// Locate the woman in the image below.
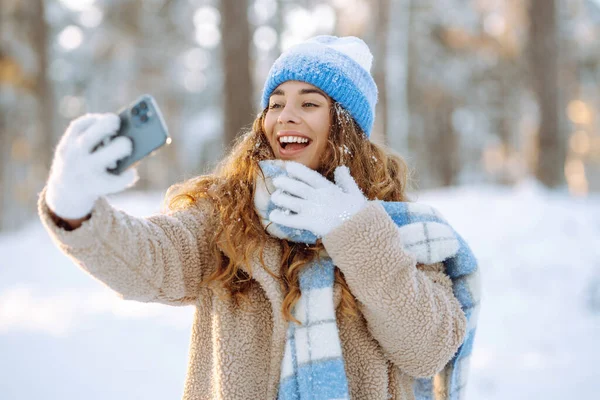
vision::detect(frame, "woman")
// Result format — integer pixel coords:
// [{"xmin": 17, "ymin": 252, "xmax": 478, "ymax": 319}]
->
[{"xmin": 39, "ymin": 36, "xmax": 477, "ymax": 400}]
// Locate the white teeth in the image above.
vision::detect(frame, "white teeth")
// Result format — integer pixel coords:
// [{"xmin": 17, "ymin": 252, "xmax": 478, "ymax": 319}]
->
[{"xmin": 279, "ymin": 136, "xmax": 309, "ymax": 144}]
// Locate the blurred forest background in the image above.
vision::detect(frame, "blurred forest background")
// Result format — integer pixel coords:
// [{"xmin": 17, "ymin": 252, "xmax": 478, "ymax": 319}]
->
[{"xmin": 1, "ymin": 0, "xmax": 600, "ymax": 232}]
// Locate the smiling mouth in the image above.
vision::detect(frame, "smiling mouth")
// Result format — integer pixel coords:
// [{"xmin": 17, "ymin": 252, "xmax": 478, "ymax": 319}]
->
[{"xmin": 278, "ymin": 138, "xmax": 312, "ymax": 155}]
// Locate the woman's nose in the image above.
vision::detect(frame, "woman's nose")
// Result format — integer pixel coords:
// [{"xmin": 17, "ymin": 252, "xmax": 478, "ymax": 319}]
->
[{"xmin": 277, "ymin": 104, "xmax": 301, "ymax": 124}]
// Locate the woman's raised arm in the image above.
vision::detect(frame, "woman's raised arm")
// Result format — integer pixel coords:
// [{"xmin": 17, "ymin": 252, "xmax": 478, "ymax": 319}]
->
[
  {"xmin": 39, "ymin": 187, "xmax": 214, "ymax": 306},
  {"xmin": 40, "ymin": 113, "xmax": 215, "ymax": 306}
]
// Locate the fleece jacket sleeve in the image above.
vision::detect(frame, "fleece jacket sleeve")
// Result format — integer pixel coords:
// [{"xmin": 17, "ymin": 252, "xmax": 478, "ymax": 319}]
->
[
  {"xmin": 322, "ymin": 201, "xmax": 467, "ymax": 378},
  {"xmin": 37, "ymin": 186, "xmax": 214, "ymax": 306}
]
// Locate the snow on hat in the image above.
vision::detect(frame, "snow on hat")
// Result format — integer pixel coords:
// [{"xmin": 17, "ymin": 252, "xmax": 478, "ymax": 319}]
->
[{"xmin": 261, "ymin": 35, "xmax": 378, "ymax": 138}]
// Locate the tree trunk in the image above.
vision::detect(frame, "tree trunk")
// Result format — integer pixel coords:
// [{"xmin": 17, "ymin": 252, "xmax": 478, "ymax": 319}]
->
[
  {"xmin": 528, "ymin": 0, "xmax": 565, "ymax": 187},
  {"xmin": 220, "ymin": 0, "xmax": 254, "ymax": 148},
  {"xmin": 371, "ymin": 0, "xmax": 390, "ymax": 145},
  {"xmin": 405, "ymin": 0, "xmax": 425, "ymax": 185},
  {"xmin": 385, "ymin": 0, "xmax": 411, "ymax": 155},
  {"xmin": 31, "ymin": 0, "xmax": 54, "ymax": 181},
  {"xmin": 0, "ymin": 91, "xmax": 6, "ymax": 230}
]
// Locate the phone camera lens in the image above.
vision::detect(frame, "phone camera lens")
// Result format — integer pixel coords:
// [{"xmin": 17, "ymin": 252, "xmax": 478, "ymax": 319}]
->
[
  {"xmin": 131, "ymin": 107, "xmax": 140, "ymax": 116},
  {"xmin": 140, "ymin": 114, "xmax": 149, "ymax": 123},
  {"xmin": 139, "ymin": 101, "xmax": 148, "ymax": 110}
]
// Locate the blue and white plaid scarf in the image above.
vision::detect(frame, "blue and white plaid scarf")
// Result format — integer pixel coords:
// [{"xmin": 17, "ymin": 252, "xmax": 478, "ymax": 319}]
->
[{"xmin": 255, "ymin": 160, "xmax": 480, "ymax": 400}]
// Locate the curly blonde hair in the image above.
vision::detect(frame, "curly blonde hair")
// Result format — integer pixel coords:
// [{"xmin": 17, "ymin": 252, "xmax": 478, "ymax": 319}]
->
[{"xmin": 165, "ymin": 102, "xmax": 411, "ymax": 324}]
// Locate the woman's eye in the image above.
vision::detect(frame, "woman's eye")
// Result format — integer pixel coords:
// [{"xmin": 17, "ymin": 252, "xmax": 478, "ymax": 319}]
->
[
  {"xmin": 269, "ymin": 103, "xmax": 282, "ymax": 109},
  {"xmin": 303, "ymin": 102, "xmax": 318, "ymax": 108}
]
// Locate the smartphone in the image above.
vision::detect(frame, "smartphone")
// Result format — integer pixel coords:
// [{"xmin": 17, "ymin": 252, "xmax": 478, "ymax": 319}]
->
[{"xmin": 93, "ymin": 94, "xmax": 170, "ymax": 175}]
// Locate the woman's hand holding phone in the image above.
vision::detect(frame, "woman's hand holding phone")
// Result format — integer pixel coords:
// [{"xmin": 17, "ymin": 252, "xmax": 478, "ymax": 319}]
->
[{"xmin": 45, "ymin": 113, "xmax": 139, "ymax": 220}]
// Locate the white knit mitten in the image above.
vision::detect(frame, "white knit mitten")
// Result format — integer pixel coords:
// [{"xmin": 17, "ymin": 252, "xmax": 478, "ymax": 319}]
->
[
  {"xmin": 45, "ymin": 113, "xmax": 139, "ymax": 219},
  {"xmin": 269, "ymin": 163, "xmax": 367, "ymax": 238}
]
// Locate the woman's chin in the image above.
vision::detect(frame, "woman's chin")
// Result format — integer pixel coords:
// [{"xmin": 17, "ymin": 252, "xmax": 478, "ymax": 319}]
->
[{"xmin": 276, "ymin": 156, "xmax": 318, "ymax": 170}]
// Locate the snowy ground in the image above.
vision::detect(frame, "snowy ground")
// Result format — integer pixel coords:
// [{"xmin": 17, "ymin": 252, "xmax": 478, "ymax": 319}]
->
[{"xmin": 1, "ymin": 182, "xmax": 599, "ymax": 399}]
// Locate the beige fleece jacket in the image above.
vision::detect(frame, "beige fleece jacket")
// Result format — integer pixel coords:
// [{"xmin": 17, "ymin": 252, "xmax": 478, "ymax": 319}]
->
[{"xmin": 38, "ymin": 187, "xmax": 466, "ymax": 400}]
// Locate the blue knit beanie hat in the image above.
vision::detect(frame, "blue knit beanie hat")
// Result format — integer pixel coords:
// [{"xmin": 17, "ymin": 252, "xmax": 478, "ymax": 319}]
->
[{"xmin": 261, "ymin": 35, "xmax": 378, "ymax": 138}]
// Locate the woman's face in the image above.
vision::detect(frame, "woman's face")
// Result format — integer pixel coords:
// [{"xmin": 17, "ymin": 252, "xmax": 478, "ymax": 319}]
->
[{"xmin": 263, "ymin": 81, "xmax": 332, "ymax": 170}]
